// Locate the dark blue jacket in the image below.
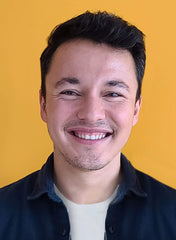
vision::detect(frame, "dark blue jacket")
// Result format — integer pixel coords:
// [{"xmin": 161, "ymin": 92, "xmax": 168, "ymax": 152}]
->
[{"xmin": 0, "ymin": 153, "xmax": 176, "ymax": 240}]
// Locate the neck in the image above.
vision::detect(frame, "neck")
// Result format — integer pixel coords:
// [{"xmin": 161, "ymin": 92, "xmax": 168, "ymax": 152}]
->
[{"xmin": 53, "ymin": 151, "xmax": 121, "ymax": 204}]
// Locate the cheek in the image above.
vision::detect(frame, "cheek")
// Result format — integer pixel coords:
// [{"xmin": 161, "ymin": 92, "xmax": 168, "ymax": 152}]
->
[
  {"xmin": 46, "ymin": 101, "xmax": 77, "ymax": 125},
  {"xmin": 110, "ymin": 104, "xmax": 135, "ymax": 127}
]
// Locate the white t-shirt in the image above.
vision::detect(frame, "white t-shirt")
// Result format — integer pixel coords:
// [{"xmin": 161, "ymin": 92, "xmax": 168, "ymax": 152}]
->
[{"xmin": 54, "ymin": 184, "xmax": 118, "ymax": 240}]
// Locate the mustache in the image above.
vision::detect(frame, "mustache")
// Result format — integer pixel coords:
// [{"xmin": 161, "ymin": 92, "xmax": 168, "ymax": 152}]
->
[{"xmin": 64, "ymin": 119, "xmax": 113, "ymax": 130}]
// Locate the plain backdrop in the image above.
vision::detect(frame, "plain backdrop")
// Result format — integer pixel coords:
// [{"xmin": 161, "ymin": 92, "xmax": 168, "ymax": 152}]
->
[{"xmin": 0, "ymin": 0, "xmax": 176, "ymax": 188}]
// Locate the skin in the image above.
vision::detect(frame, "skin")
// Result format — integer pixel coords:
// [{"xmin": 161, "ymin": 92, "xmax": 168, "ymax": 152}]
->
[{"xmin": 40, "ymin": 39, "xmax": 141, "ymax": 204}]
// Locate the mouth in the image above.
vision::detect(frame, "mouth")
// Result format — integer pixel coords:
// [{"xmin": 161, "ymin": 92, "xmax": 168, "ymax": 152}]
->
[{"xmin": 69, "ymin": 130, "xmax": 112, "ymax": 141}]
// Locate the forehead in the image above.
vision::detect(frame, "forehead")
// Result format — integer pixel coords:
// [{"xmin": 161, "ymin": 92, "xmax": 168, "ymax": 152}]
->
[{"xmin": 46, "ymin": 39, "xmax": 137, "ymax": 89}]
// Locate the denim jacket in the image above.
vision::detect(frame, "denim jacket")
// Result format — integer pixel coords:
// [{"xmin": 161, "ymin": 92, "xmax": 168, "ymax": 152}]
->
[{"xmin": 0, "ymin": 153, "xmax": 176, "ymax": 240}]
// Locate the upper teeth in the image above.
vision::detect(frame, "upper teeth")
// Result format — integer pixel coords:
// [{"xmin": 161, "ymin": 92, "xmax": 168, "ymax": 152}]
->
[{"xmin": 74, "ymin": 132, "xmax": 106, "ymax": 140}]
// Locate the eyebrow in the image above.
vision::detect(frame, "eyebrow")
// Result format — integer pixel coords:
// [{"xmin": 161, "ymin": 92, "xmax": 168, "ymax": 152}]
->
[
  {"xmin": 55, "ymin": 78, "xmax": 129, "ymax": 91},
  {"xmin": 105, "ymin": 80, "xmax": 129, "ymax": 91},
  {"xmin": 55, "ymin": 77, "xmax": 80, "ymax": 88}
]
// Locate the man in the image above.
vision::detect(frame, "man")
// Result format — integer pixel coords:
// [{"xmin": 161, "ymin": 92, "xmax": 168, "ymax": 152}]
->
[{"xmin": 0, "ymin": 11, "xmax": 176, "ymax": 240}]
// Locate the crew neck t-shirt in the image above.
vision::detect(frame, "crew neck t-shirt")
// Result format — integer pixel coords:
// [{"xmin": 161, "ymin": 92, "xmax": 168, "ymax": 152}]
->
[{"xmin": 54, "ymin": 185, "xmax": 118, "ymax": 240}]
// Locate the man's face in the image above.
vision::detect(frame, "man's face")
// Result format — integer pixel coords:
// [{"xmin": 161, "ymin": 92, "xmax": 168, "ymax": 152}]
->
[{"xmin": 40, "ymin": 39, "xmax": 141, "ymax": 171}]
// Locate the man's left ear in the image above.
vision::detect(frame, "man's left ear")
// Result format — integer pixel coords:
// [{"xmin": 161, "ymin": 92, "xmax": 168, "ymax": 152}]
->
[{"xmin": 133, "ymin": 96, "xmax": 142, "ymax": 126}]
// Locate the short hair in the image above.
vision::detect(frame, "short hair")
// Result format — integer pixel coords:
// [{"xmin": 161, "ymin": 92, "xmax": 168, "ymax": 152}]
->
[{"xmin": 40, "ymin": 11, "xmax": 146, "ymax": 101}]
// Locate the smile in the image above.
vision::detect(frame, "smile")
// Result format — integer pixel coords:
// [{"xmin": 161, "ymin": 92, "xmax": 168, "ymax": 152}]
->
[
  {"xmin": 70, "ymin": 131, "xmax": 112, "ymax": 141},
  {"xmin": 75, "ymin": 132, "xmax": 106, "ymax": 140}
]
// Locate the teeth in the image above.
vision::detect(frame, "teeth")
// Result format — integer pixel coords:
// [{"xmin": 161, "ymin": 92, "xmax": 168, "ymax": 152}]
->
[{"xmin": 74, "ymin": 132, "xmax": 106, "ymax": 140}]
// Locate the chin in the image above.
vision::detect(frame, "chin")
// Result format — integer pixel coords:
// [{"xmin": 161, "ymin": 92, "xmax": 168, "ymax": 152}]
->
[{"xmin": 63, "ymin": 152, "xmax": 110, "ymax": 171}]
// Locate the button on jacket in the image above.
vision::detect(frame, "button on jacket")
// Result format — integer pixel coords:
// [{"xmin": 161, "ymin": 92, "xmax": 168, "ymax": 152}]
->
[{"xmin": 0, "ymin": 153, "xmax": 176, "ymax": 240}]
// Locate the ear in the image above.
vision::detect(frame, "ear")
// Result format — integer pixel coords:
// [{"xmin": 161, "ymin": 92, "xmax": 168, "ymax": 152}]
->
[
  {"xmin": 39, "ymin": 90, "xmax": 47, "ymax": 123},
  {"xmin": 133, "ymin": 95, "xmax": 142, "ymax": 126}
]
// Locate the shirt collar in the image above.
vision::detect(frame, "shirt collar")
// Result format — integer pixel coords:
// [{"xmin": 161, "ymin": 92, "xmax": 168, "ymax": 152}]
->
[
  {"xmin": 27, "ymin": 153, "xmax": 61, "ymax": 202},
  {"xmin": 112, "ymin": 153, "xmax": 147, "ymax": 204},
  {"xmin": 28, "ymin": 153, "xmax": 147, "ymax": 202}
]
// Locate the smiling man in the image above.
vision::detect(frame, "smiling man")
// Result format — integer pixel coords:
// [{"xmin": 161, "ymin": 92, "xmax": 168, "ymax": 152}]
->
[{"xmin": 0, "ymin": 11, "xmax": 176, "ymax": 240}]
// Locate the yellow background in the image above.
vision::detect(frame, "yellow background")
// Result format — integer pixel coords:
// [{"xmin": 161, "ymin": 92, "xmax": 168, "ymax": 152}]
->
[{"xmin": 0, "ymin": 0, "xmax": 176, "ymax": 188}]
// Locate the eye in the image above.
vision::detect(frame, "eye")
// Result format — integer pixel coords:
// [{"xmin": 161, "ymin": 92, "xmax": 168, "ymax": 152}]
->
[
  {"xmin": 57, "ymin": 89, "xmax": 81, "ymax": 100},
  {"xmin": 105, "ymin": 92, "xmax": 122, "ymax": 97},
  {"xmin": 60, "ymin": 90, "xmax": 80, "ymax": 96}
]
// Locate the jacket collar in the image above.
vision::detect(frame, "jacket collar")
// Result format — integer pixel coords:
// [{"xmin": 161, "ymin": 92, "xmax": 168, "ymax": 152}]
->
[{"xmin": 28, "ymin": 153, "xmax": 147, "ymax": 202}]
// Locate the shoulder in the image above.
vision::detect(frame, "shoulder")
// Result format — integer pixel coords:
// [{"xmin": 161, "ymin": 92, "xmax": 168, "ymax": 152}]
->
[
  {"xmin": 0, "ymin": 154, "xmax": 54, "ymax": 207},
  {"xmin": 121, "ymin": 154, "xmax": 176, "ymax": 201},
  {"xmin": 136, "ymin": 169, "xmax": 176, "ymax": 193},
  {"xmin": 0, "ymin": 171, "xmax": 40, "ymax": 228},
  {"xmin": 0, "ymin": 171, "xmax": 39, "ymax": 204},
  {"xmin": 135, "ymin": 169, "xmax": 176, "ymax": 205}
]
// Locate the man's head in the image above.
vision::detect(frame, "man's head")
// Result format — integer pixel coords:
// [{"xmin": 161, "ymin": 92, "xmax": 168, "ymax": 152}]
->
[
  {"xmin": 40, "ymin": 11, "xmax": 145, "ymax": 101},
  {"xmin": 39, "ymin": 11, "xmax": 145, "ymax": 171}
]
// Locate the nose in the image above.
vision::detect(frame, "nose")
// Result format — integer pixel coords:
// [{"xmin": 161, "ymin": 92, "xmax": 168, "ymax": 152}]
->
[{"xmin": 77, "ymin": 96, "xmax": 106, "ymax": 122}]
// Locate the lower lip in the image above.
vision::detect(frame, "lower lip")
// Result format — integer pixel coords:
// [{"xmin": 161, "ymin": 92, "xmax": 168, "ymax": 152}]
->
[{"xmin": 68, "ymin": 133, "xmax": 111, "ymax": 145}]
